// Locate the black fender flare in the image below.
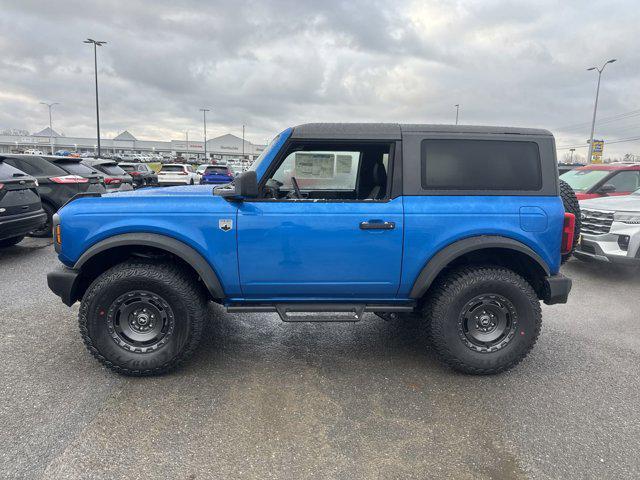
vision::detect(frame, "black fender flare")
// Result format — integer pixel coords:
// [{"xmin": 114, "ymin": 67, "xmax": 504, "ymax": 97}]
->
[
  {"xmin": 74, "ymin": 233, "xmax": 225, "ymax": 299},
  {"xmin": 409, "ymin": 235, "xmax": 550, "ymax": 299}
]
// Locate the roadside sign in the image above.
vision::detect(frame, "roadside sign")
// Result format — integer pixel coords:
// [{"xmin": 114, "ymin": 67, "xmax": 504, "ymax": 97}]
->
[{"xmin": 591, "ymin": 140, "xmax": 604, "ymax": 163}]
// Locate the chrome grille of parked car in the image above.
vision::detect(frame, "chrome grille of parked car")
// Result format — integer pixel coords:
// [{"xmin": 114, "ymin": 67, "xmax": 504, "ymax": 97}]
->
[{"xmin": 581, "ymin": 209, "xmax": 614, "ymax": 235}]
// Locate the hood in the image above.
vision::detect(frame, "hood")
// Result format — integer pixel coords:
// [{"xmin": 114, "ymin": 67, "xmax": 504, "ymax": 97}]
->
[
  {"xmin": 579, "ymin": 194, "xmax": 640, "ymax": 213},
  {"xmin": 108, "ymin": 185, "xmax": 214, "ymax": 197}
]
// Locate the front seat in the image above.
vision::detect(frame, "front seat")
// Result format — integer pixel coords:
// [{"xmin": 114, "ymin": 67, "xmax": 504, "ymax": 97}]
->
[{"xmin": 366, "ymin": 162, "xmax": 387, "ymax": 199}]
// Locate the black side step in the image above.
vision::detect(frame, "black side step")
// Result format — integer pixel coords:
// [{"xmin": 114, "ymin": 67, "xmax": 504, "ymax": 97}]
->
[{"xmin": 226, "ymin": 303, "xmax": 415, "ymax": 323}]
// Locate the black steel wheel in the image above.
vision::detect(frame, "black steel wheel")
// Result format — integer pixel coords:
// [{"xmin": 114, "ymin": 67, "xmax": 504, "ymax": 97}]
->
[
  {"xmin": 79, "ymin": 260, "xmax": 208, "ymax": 376},
  {"xmin": 107, "ymin": 290, "xmax": 175, "ymax": 353},
  {"xmin": 427, "ymin": 266, "xmax": 541, "ymax": 375},
  {"xmin": 458, "ymin": 294, "xmax": 517, "ymax": 353}
]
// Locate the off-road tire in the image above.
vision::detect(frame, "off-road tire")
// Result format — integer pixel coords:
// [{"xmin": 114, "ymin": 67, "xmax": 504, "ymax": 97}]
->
[
  {"xmin": 559, "ymin": 179, "xmax": 581, "ymax": 264},
  {"xmin": 427, "ymin": 266, "xmax": 541, "ymax": 375},
  {"xmin": 29, "ymin": 203, "xmax": 55, "ymax": 238},
  {"xmin": 0, "ymin": 235, "xmax": 25, "ymax": 248},
  {"xmin": 79, "ymin": 260, "xmax": 207, "ymax": 376}
]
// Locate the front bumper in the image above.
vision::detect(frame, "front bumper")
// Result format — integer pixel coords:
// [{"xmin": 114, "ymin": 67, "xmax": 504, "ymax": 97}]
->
[
  {"xmin": 47, "ymin": 267, "xmax": 81, "ymax": 306},
  {"xmin": 542, "ymin": 274, "xmax": 572, "ymax": 305},
  {"xmin": 0, "ymin": 209, "xmax": 47, "ymax": 241},
  {"xmin": 575, "ymin": 230, "xmax": 640, "ymax": 265}
]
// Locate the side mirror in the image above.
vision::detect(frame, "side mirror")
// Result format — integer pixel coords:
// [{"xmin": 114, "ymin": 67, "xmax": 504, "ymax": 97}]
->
[
  {"xmin": 218, "ymin": 170, "xmax": 258, "ymax": 201},
  {"xmin": 598, "ymin": 184, "xmax": 616, "ymax": 195}
]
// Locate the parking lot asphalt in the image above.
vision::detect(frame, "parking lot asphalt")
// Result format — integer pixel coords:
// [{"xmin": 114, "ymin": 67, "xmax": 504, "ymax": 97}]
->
[{"xmin": 1, "ymin": 238, "xmax": 639, "ymax": 480}]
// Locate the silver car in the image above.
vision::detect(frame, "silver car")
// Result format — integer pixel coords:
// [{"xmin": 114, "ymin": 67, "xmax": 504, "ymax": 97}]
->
[{"xmin": 576, "ymin": 190, "xmax": 640, "ymax": 265}]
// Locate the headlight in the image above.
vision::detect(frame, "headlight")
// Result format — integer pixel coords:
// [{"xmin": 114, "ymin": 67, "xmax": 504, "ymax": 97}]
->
[{"xmin": 614, "ymin": 212, "xmax": 640, "ymax": 224}]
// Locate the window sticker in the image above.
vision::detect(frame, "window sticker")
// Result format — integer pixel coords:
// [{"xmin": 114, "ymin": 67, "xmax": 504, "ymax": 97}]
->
[
  {"xmin": 336, "ymin": 155, "xmax": 352, "ymax": 174},
  {"xmin": 294, "ymin": 153, "xmax": 335, "ymax": 179}
]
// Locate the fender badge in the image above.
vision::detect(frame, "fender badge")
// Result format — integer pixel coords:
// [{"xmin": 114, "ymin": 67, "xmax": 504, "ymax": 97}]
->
[{"xmin": 219, "ymin": 219, "xmax": 233, "ymax": 232}]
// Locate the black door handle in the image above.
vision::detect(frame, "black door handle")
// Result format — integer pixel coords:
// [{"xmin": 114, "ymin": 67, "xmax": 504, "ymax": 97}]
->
[{"xmin": 360, "ymin": 221, "xmax": 395, "ymax": 230}]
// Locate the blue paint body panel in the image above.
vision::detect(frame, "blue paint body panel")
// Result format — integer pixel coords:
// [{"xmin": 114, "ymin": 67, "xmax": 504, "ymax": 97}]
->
[
  {"xmin": 236, "ymin": 198, "xmax": 404, "ymax": 299},
  {"xmin": 57, "ymin": 185, "xmax": 243, "ymax": 296},
  {"xmin": 399, "ymin": 196, "xmax": 563, "ymax": 297},
  {"xmin": 55, "ymin": 128, "xmax": 565, "ymax": 305}
]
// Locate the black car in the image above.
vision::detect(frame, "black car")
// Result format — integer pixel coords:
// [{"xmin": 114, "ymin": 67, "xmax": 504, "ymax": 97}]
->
[
  {"xmin": 0, "ymin": 155, "xmax": 106, "ymax": 237},
  {"xmin": 82, "ymin": 159, "xmax": 134, "ymax": 193},
  {"xmin": 0, "ymin": 159, "xmax": 47, "ymax": 247},
  {"xmin": 118, "ymin": 163, "xmax": 158, "ymax": 188}
]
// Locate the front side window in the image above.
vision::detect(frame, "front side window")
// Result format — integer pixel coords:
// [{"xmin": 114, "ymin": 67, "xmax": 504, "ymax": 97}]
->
[
  {"xmin": 422, "ymin": 139, "xmax": 542, "ymax": 191},
  {"xmin": 272, "ymin": 151, "xmax": 361, "ymax": 191},
  {"xmin": 606, "ymin": 171, "xmax": 640, "ymax": 192},
  {"xmin": 263, "ymin": 142, "xmax": 391, "ymax": 200}
]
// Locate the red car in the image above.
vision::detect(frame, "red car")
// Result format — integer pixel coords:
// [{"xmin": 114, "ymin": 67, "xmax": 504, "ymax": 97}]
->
[{"xmin": 560, "ymin": 163, "xmax": 640, "ymax": 200}]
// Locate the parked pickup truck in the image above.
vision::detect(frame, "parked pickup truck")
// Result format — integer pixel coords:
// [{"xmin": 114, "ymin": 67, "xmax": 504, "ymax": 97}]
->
[{"xmin": 47, "ymin": 123, "xmax": 575, "ymax": 376}]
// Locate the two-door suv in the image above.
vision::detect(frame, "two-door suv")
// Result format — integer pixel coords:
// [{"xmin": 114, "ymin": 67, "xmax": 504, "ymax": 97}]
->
[{"xmin": 47, "ymin": 124, "xmax": 574, "ymax": 376}]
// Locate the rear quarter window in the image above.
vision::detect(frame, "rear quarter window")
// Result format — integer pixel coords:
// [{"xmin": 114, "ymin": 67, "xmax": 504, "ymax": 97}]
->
[{"xmin": 421, "ymin": 139, "xmax": 542, "ymax": 191}]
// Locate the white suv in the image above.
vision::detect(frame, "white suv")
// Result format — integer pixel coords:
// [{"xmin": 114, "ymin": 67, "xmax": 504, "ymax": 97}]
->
[
  {"xmin": 575, "ymin": 190, "xmax": 640, "ymax": 266},
  {"xmin": 158, "ymin": 163, "xmax": 199, "ymax": 186}
]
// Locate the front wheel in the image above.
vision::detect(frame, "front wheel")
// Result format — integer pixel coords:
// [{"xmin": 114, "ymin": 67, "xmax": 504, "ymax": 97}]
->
[
  {"xmin": 79, "ymin": 260, "xmax": 207, "ymax": 376},
  {"xmin": 427, "ymin": 266, "xmax": 541, "ymax": 375}
]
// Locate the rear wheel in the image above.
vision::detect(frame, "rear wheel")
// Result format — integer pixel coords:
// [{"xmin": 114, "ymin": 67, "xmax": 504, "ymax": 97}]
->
[
  {"xmin": 29, "ymin": 203, "xmax": 55, "ymax": 238},
  {"xmin": 79, "ymin": 260, "xmax": 207, "ymax": 376},
  {"xmin": 427, "ymin": 266, "xmax": 541, "ymax": 375},
  {"xmin": 559, "ymin": 179, "xmax": 581, "ymax": 264},
  {"xmin": 0, "ymin": 235, "xmax": 25, "ymax": 248}
]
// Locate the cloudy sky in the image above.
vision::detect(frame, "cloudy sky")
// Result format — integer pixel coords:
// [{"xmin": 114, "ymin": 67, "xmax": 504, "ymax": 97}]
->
[{"xmin": 0, "ymin": 0, "xmax": 638, "ymax": 158}]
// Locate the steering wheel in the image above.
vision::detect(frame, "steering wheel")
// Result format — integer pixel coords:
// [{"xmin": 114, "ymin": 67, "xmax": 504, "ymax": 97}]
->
[{"xmin": 290, "ymin": 176, "xmax": 302, "ymax": 199}]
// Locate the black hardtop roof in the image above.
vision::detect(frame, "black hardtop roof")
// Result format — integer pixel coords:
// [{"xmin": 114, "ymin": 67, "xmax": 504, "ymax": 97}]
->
[{"xmin": 290, "ymin": 123, "xmax": 552, "ymax": 140}]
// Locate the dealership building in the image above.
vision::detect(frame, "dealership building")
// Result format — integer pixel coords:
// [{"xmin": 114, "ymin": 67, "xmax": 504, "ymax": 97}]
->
[{"xmin": 0, "ymin": 128, "xmax": 267, "ymax": 162}]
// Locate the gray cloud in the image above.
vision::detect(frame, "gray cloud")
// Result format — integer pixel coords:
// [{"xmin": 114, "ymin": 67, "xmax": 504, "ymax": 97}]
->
[{"xmin": 0, "ymin": 0, "xmax": 638, "ymax": 157}]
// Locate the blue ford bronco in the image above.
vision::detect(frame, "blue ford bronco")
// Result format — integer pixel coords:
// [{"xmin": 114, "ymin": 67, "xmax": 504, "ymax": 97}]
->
[{"xmin": 47, "ymin": 123, "xmax": 575, "ymax": 376}]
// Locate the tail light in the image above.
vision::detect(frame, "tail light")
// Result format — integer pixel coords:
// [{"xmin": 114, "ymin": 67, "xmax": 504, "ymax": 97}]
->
[
  {"xmin": 561, "ymin": 213, "xmax": 576, "ymax": 254},
  {"xmin": 104, "ymin": 178, "xmax": 121, "ymax": 185},
  {"xmin": 0, "ymin": 183, "xmax": 4, "ymax": 190},
  {"xmin": 50, "ymin": 175, "xmax": 89, "ymax": 184},
  {"xmin": 129, "ymin": 171, "xmax": 141, "ymax": 176}
]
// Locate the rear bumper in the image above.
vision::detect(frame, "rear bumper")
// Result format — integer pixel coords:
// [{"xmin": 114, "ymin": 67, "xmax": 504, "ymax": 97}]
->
[
  {"xmin": 47, "ymin": 267, "xmax": 81, "ymax": 306},
  {"xmin": 0, "ymin": 209, "xmax": 47, "ymax": 240},
  {"xmin": 542, "ymin": 273, "xmax": 572, "ymax": 305}
]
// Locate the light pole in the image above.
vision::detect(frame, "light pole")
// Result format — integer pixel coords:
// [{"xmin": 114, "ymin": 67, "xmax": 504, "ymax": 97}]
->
[
  {"xmin": 39, "ymin": 102, "xmax": 59, "ymax": 154},
  {"xmin": 200, "ymin": 108, "xmax": 210, "ymax": 161},
  {"xmin": 242, "ymin": 124, "xmax": 245, "ymax": 159},
  {"xmin": 84, "ymin": 38, "xmax": 107, "ymax": 158},
  {"xmin": 586, "ymin": 58, "xmax": 616, "ymax": 163},
  {"xmin": 454, "ymin": 104, "xmax": 460, "ymax": 125},
  {"xmin": 569, "ymin": 148, "xmax": 575, "ymax": 163},
  {"xmin": 185, "ymin": 130, "xmax": 189, "ymax": 158}
]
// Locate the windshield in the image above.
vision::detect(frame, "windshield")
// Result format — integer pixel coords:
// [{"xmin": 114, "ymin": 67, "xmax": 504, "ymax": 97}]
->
[
  {"xmin": 559, "ymin": 169, "xmax": 612, "ymax": 192},
  {"xmin": 99, "ymin": 164, "xmax": 126, "ymax": 175},
  {"xmin": 249, "ymin": 128, "xmax": 292, "ymax": 179},
  {"xmin": 161, "ymin": 165, "xmax": 186, "ymax": 172},
  {"xmin": 205, "ymin": 166, "xmax": 229, "ymax": 174},
  {"xmin": 55, "ymin": 161, "xmax": 97, "ymax": 176},
  {"xmin": 120, "ymin": 165, "xmax": 135, "ymax": 172}
]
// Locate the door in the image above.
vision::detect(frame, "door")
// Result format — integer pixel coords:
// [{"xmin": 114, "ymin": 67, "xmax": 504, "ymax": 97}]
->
[{"xmin": 236, "ymin": 142, "xmax": 403, "ymax": 299}]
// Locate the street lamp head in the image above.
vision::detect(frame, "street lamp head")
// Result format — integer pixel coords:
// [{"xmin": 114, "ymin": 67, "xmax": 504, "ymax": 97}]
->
[
  {"xmin": 587, "ymin": 67, "xmax": 596, "ymax": 71},
  {"xmin": 607, "ymin": 59, "xmax": 617, "ymax": 64},
  {"xmin": 84, "ymin": 38, "xmax": 106, "ymax": 46}
]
